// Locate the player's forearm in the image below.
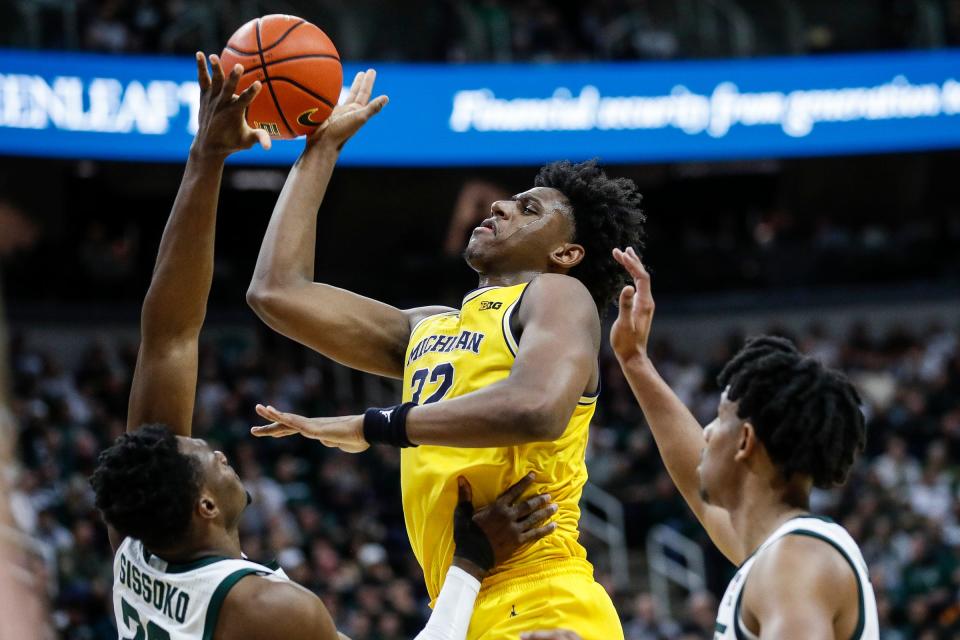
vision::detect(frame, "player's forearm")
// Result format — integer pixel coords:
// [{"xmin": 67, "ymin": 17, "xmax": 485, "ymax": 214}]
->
[
  {"xmin": 620, "ymin": 356, "xmax": 743, "ymax": 562},
  {"xmin": 618, "ymin": 356, "xmax": 707, "ymax": 504},
  {"xmin": 140, "ymin": 151, "xmax": 224, "ymax": 343},
  {"xmin": 246, "ymin": 145, "xmax": 411, "ymax": 376},
  {"xmin": 405, "ymin": 381, "xmax": 572, "ymax": 447},
  {"xmin": 412, "ymin": 565, "xmax": 480, "ymax": 640},
  {"xmin": 249, "ymin": 143, "xmax": 337, "ymax": 293}
]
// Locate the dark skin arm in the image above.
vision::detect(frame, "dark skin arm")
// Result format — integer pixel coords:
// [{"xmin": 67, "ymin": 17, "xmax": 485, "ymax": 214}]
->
[
  {"xmin": 214, "ymin": 578, "xmax": 339, "ymax": 640},
  {"xmin": 609, "ymin": 247, "xmax": 741, "ymax": 563},
  {"xmin": 741, "ymin": 535, "xmax": 859, "ymax": 639},
  {"xmin": 127, "ymin": 53, "xmax": 268, "ymax": 437},
  {"xmin": 250, "ymin": 274, "xmax": 600, "ymax": 449},
  {"xmin": 246, "ymin": 70, "xmax": 448, "ymax": 379},
  {"xmin": 110, "ymin": 52, "xmax": 269, "ymax": 552}
]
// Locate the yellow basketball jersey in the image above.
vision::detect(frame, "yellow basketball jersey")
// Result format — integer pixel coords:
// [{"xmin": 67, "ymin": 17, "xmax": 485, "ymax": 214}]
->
[{"xmin": 400, "ymin": 282, "xmax": 599, "ymax": 603}]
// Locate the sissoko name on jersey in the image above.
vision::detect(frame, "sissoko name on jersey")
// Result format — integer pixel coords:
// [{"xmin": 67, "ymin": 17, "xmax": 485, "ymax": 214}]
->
[{"xmin": 113, "ymin": 537, "xmax": 288, "ymax": 640}]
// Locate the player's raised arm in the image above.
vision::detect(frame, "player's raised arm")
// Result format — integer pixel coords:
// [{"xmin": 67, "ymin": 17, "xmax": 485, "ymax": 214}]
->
[
  {"xmin": 126, "ymin": 53, "xmax": 270, "ymax": 436},
  {"xmin": 608, "ymin": 247, "xmax": 743, "ymax": 564},
  {"xmin": 247, "ymin": 71, "xmax": 439, "ymax": 379}
]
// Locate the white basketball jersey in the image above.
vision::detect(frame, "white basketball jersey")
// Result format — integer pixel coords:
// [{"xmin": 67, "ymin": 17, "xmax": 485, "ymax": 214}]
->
[
  {"xmin": 714, "ymin": 515, "xmax": 879, "ymax": 640},
  {"xmin": 112, "ymin": 537, "xmax": 288, "ymax": 640}
]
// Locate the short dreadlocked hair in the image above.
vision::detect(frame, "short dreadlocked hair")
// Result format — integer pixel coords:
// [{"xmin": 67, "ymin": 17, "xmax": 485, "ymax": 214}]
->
[
  {"xmin": 90, "ymin": 425, "xmax": 201, "ymax": 549},
  {"xmin": 717, "ymin": 336, "xmax": 866, "ymax": 488},
  {"xmin": 534, "ymin": 160, "xmax": 646, "ymax": 311}
]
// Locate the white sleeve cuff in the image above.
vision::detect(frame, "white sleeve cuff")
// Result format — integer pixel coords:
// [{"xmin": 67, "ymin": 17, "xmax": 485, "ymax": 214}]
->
[{"xmin": 412, "ymin": 565, "xmax": 481, "ymax": 640}]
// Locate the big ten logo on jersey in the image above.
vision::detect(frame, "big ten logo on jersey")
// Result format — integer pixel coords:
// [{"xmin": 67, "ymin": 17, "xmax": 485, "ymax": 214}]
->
[{"xmin": 479, "ymin": 300, "xmax": 503, "ymax": 311}]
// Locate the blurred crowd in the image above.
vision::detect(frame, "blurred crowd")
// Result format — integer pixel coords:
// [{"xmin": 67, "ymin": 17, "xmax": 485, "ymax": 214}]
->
[
  {"xmin": 6, "ymin": 314, "xmax": 960, "ymax": 638},
  {"xmin": 3, "ymin": 151, "xmax": 959, "ymax": 308},
  {"xmin": 6, "ymin": 0, "xmax": 960, "ymax": 60},
  {"xmin": 442, "ymin": 175, "xmax": 960, "ymax": 297}
]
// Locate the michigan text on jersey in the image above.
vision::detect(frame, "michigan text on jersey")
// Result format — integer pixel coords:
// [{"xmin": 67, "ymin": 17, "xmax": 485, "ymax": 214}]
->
[{"xmin": 406, "ymin": 330, "xmax": 485, "ymax": 366}]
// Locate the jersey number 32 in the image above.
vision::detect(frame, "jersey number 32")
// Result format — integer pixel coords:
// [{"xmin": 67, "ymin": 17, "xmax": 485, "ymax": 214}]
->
[{"xmin": 410, "ymin": 363, "xmax": 455, "ymax": 405}]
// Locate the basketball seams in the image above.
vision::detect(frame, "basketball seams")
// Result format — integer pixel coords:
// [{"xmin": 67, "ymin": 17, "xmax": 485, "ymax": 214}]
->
[
  {"xmin": 223, "ymin": 18, "xmax": 306, "ymax": 55},
  {"xmin": 254, "ymin": 17, "xmax": 295, "ymax": 138},
  {"xmin": 268, "ymin": 77, "xmax": 337, "ymax": 109},
  {"xmin": 240, "ymin": 53, "xmax": 341, "ymax": 76},
  {"xmin": 222, "ymin": 15, "xmax": 341, "ymax": 138},
  {"xmin": 223, "ymin": 44, "xmax": 257, "ymax": 56}
]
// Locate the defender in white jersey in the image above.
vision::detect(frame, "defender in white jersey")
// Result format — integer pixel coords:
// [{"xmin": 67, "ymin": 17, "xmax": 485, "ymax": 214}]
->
[
  {"xmin": 524, "ymin": 248, "xmax": 879, "ymax": 640},
  {"xmin": 606, "ymin": 248, "xmax": 877, "ymax": 640},
  {"xmin": 106, "ymin": 471, "xmax": 548, "ymax": 640},
  {"xmin": 111, "ymin": 537, "xmax": 290, "ymax": 639},
  {"xmin": 90, "ymin": 54, "xmax": 557, "ymax": 640},
  {"xmin": 714, "ymin": 515, "xmax": 878, "ymax": 639}
]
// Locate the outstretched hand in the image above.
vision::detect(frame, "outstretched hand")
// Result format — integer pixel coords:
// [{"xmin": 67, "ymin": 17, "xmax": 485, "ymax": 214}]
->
[
  {"xmin": 609, "ymin": 247, "xmax": 655, "ymax": 366},
  {"xmin": 452, "ymin": 473, "xmax": 558, "ymax": 580},
  {"xmin": 308, "ymin": 68, "xmax": 388, "ymax": 151},
  {"xmin": 192, "ymin": 52, "xmax": 271, "ymax": 158},
  {"xmin": 250, "ymin": 405, "xmax": 369, "ymax": 453}
]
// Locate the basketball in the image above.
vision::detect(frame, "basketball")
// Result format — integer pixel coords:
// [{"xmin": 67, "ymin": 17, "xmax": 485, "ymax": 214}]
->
[{"xmin": 219, "ymin": 15, "xmax": 342, "ymax": 139}]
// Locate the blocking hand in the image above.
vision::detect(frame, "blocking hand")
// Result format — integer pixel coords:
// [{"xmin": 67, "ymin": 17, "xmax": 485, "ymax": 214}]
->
[
  {"xmin": 609, "ymin": 247, "xmax": 655, "ymax": 366},
  {"xmin": 192, "ymin": 52, "xmax": 271, "ymax": 157},
  {"xmin": 307, "ymin": 69, "xmax": 388, "ymax": 151}
]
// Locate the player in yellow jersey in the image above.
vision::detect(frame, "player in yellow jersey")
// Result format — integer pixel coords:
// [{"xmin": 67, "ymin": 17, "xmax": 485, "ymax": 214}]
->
[{"xmin": 247, "ymin": 70, "xmax": 645, "ymax": 639}]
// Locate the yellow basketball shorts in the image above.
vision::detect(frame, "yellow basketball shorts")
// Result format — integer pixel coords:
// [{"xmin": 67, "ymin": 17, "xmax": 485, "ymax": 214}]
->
[{"xmin": 465, "ymin": 559, "xmax": 624, "ymax": 640}]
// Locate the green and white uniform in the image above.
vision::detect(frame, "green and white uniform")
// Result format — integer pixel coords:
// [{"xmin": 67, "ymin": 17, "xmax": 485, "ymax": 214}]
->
[
  {"xmin": 714, "ymin": 515, "xmax": 879, "ymax": 640},
  {"xmin": 112, "ymin": 537, "xmax": 288, "ymax": 640}
]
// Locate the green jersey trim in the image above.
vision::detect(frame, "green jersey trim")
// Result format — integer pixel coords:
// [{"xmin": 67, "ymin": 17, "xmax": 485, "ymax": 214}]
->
[
  {"xmin": 141, "ymin": 545, "xmax": 233, "ymax": 574},
  {"xmin": 201, "ymin": 568, "xmax": 262, "ymax": 640},
  {"xmin": 733, "ymin": 528, "xmax": 866, "ymax": 640},
  {"xmin": 788, "ymin": 530, "xmax": 866, "ymax": 640}
]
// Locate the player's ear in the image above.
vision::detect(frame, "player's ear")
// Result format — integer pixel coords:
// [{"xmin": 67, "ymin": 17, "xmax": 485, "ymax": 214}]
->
[
  {"xmin": 197, "ymin": 491, "xmax": 220, "ymax": 520},
  {"xmin": 548, "ymin": 242, "xmax": 585, "ymax": 270},
  {"xmin": 734, "ymin": 421, "xmax": 757, "ymax": 462}
]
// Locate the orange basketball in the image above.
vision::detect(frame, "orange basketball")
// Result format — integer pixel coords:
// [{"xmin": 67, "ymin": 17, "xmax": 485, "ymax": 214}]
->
[{"xmin": 220, "ymin": 15, "xmax": 342, "ymax": 140}]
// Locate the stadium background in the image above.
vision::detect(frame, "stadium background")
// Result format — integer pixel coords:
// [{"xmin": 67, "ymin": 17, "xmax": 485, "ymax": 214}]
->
[{"xmin": 1, "ymin": 1, "xmax": 959, "ymax": 638}]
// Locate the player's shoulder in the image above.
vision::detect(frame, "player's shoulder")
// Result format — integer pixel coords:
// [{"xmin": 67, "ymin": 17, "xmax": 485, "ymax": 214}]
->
[
  {"xmin": 522, "ymin": 274, "xmax": 596, "ymax": 316},
  {"xmin": 406, "ymin": 305, "xmax": 457, "ymax": 329},
  {"xmin": 528, "ymin": 272, "xmax": 591, "ymax": 296},
  {"xmin": 214, "ymin": 573, "xmax": 337, "ymax": 640},
  {"xmin": 741, "ymin": 529, "xmax": 862, "ymax": 636},
  {"xmin": 750, "ymin": 531, "xmax": 857, "ymax": 598}
]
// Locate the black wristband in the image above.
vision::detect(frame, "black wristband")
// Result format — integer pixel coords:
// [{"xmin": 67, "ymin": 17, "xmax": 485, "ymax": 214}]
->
[
  {"xmin": 362, "ymin": 402, "xmax": 418, "ymax": 448},
  {"xmin": 453, "ymin": 499, "xmax": 495, "ymax": 572}
]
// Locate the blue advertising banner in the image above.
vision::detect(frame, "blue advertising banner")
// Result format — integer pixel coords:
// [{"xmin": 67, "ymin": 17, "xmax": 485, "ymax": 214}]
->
[{"xmin": 0, "ymin": 48, "xmax": 958, "ymax": 165}]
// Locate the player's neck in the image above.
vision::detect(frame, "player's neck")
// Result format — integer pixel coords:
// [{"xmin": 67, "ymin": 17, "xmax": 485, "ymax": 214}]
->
[
  {"xmin": 730, "ymin": 478, "xmax": 810, "ymax": 560},
  {"xmin": 476, "ymin": 270, "xmax": 541, "ymax": 289},
  {"xmin": 150, "ymin": 527, "xmax": 243, "ymax": 564}
]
